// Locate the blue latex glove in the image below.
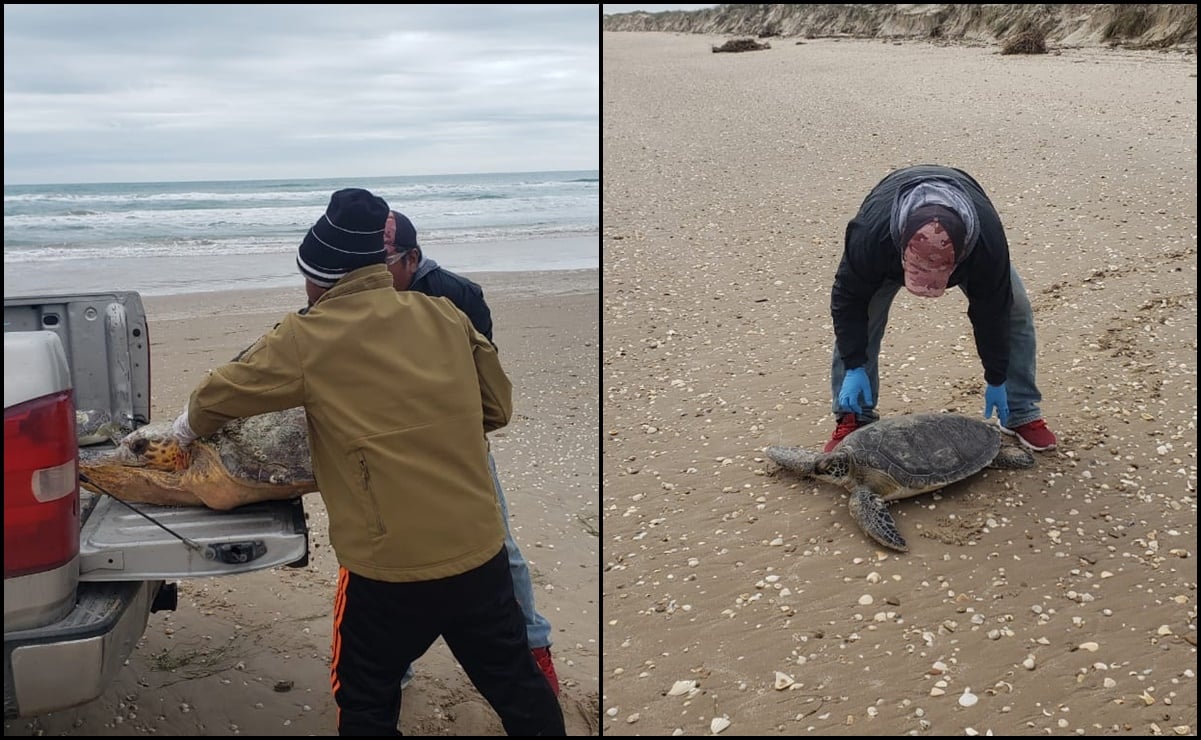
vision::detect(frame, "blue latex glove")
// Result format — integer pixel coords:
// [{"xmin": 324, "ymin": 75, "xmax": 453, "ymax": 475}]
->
[
  {"xmin": 837, "ymin": 367, "xmax": 873, "ymax": 415},
  {"xmin": 983, "ymin": 383, "xmax": 1009, "ymax": 426}
]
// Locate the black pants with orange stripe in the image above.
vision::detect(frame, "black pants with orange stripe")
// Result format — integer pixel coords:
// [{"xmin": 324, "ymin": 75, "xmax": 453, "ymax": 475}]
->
[{"xmin": 331, "ymin": 547, "xmax": 565, "ymax": 736}]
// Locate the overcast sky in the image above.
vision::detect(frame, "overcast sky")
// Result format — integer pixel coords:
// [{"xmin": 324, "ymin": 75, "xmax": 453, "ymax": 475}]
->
[{"xmin": 3, "ymin": 5, "xmax": 598, "ymax": 185}]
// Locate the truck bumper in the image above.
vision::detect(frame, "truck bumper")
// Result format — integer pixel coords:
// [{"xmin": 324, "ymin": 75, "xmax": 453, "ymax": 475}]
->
[{"xmin": 3, "ymin": 580, "xmax": 159, "ymax": 719}]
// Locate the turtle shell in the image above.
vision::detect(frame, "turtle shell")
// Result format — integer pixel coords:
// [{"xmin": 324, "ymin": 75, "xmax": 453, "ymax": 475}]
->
[{"xmin": 839, "ymin": 412, "xmax": 1001, "ymax": 499}]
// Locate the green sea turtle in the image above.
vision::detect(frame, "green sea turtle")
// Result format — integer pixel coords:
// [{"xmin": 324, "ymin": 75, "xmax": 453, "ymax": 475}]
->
[
  {"xmin": 765, "ymin": 412, "xmax": 1035, "ymax": 552},
  {"xmin": 79, "ymin": 407, "xmax": 316, "ymax": 510}
]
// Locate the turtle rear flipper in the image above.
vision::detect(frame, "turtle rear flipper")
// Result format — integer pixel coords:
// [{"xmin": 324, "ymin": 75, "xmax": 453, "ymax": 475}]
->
[
  {"xmin": 848, "ymin": 486, "xmax": 908, "ymax": 552},
  {"xmin": 989, "ymin": 445, "xmax": 1036, "ymax": 470},
  {"xmin": 766, "ymin": 445, "xmax": 818, "ymax": 475}
]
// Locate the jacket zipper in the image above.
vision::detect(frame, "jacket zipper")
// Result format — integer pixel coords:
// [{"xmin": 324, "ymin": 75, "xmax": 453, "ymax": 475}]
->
[{"xmin": 357, "ymin": 454, "xmax": 386, "ymax": 535}]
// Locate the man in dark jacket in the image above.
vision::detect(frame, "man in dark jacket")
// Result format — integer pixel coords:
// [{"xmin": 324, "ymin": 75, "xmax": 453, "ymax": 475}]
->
[
  {"xmin": 825, "ymin": 165, "xmax": 1057, "ymax": 453},
  {"xmin": 382, "ymin": 209, "xmax": 560, "ymax": 696}
]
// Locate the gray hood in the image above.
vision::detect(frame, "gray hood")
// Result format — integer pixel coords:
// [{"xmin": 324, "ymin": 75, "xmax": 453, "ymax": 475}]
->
[{"xmin": 890, "ymin": 179, "xmax": 980, "ymax": 262}]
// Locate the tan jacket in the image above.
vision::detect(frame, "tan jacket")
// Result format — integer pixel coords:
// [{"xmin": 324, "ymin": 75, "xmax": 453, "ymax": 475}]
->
[{"xmin": 187, "ymin": 266, "xmax": 512, "ymax": 582}]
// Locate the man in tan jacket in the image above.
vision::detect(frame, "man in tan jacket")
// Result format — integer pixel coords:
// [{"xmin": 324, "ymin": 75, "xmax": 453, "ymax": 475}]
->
[{"xmin": 171, "ymin": 188, "xmax": 565, "ymax": 736}]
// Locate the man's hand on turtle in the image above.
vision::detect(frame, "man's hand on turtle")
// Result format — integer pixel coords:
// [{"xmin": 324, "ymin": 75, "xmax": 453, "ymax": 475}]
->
[
  {"xmin": 838, "ymin": 367, "xmax": 873, "ymax": 415},
  {"xmin": 172, "ymin": 409, "xmax": 198, "ymax": 448},
  {"xmin": 983, "ymin": 382, "xmax": 1009, "ymax": 426}
]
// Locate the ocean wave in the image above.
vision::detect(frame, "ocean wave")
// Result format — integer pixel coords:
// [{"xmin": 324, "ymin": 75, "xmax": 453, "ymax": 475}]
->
[
  {"xmin": 1, "ymin": 224, "xmax": 598, "ymax": 264},
  {"xmin": 5, "ymin": 176, "xmax": 596, "ymax": 207},
  {"xmin": 5, "ymin": 198, "xmax": 597, "ymax": 237},
  {"xmin": 4, "ymin": 172, "xmax": 597, "ymax": 266}
]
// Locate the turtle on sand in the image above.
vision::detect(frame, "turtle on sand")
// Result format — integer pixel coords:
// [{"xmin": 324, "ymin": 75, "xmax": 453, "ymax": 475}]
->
[
  {"xmin": 765, "ymin": 412, "xmax": 1035, "ymax": 552},
  {"xmin": 79, "ymin": 407, "xmax": 316, "ymax": 510}
]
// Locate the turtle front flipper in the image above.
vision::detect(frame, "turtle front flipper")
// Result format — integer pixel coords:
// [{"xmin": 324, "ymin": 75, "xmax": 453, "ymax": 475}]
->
[
  {"xmin": 78, "ymin": 464, "xmax": 206, "ymax": 507},
  {"xmin": 847, "ymin": 485, "xmax": 908, "ymax": 552},
  {"xmin": 766, "ymin": 446, "xmax": 818, "ymax": 476},
  {"xmin": 182, "ymin": 444, "xmax": 313, "ymax": 511}
]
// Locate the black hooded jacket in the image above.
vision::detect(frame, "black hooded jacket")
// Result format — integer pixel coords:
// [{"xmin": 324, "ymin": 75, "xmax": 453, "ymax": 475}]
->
[
  {"xmin": 832, "ymin": 165, "xmax": 1014, "ymax": 386},
  {"xmin": 410, "ymin": 266, "xmax": 494, "ymax": 346}
]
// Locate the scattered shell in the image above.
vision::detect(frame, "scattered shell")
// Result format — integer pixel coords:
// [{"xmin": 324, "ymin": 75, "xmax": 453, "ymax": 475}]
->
[
  {"xmin": 1157, "ymin": 625, "xmax": 1173, "ymax": 636},
  {"xmin": 1103, "ymin": 677, "xmax": 1117, "ymax": 689},
  {"xmin": 1022, "ymin": 656, "xmax": 1036, "ymax": 670},
  {"xmin": 858, "ymin": 594, "xmax": 874, "ymax": 606},
  {"xmin": 930, "ymin": 660, "xmax": 948, "ymax": 675},
  {"xmin": 668, "ymin": 680, "xmax": 698, "ymax": 696},
  {"xmin": 774, "ymin": 672, "xmax": 795, "ymax": 690},
  {"xmin": 959, "ymin": 688, "xmax": 979, "ymax": 707},
  {"xmin": 711, "ymin": 716, "xmax": 731, "ymax": 734},
  {"xmin": 930, "ymin": 687, "xmax": 946, "ymax": 697},
  {"xmin": 626, "ymin": 713, "xmax": 640, "ymax": 724},
  {"xmin": 1078, "ymin": 641, "xmax": 1099, "ymax": 652}
]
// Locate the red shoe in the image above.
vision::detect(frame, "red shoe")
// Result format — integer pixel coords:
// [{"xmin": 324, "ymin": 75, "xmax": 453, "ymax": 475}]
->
[
  {"xmin": 531, "ymin": 646, "xmax": 560, "ymax": 697},
  {"xmin": 823, "ymin": 414, "xmax": 859, "ymax": 453},
  {"xmin": 1000, "ymin": 418, "xmax": 1058, "ymax": 451}
]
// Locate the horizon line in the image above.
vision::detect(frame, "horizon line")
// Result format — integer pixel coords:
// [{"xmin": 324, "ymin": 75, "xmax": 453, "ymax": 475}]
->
[{"xmin": 3, "ymin": 167, "xmax": 600, "ymax": 189}]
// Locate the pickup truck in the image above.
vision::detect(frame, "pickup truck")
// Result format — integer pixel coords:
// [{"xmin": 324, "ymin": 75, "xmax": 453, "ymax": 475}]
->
[{"xmin": 3, "ymin": 292, "xmax": 309, "ymax": 719}]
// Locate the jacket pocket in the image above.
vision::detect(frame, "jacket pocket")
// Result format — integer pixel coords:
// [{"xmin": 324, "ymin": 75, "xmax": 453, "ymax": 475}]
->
[{"xmin": 351, "ymin": 450, "xmax": 387, "ymax": 537}]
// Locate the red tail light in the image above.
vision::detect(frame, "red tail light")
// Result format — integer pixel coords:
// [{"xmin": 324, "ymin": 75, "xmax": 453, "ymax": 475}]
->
[{"xmin": 3, "ymin": 390, "xmax": 80, "ymax": 578}]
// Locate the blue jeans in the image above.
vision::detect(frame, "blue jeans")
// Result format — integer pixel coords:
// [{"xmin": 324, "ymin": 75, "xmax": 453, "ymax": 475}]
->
[
  {"xmin": 402, "ymin": 451, "xmax": 552, "ymax": 685},
  {"xmin": 830, "ymin": 266, "xmax": 1044, "ymax": 428},
  {"xmin": 488, "ymin": 451, "xmax": 554, "ymax": 650}
]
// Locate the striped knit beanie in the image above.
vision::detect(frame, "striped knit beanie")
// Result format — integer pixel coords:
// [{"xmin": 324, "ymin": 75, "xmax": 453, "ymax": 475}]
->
[{"xmin": 297, "ymin": 188, "xmax": 389, "ymax": 288}]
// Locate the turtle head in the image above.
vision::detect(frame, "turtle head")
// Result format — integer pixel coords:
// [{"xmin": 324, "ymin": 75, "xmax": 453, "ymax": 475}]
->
[
  {"xmin": 100, "ymin": 423, "xmax": 192, "ymax": 472},
  {"xmin": 766, "ymin": 445, "xmax": 818, "ymax": 475},
  {"xmin": 77, "ymin": 423, "xmax": 194, "ymax": 498}
]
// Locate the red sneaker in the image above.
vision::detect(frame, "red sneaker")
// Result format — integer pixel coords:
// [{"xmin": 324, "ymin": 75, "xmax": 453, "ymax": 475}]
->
[
  {"xmin": 1000, "ymin": 418, "xmax": 1057, "ymax": 451},
  {"xmin": 531, "ymin": 646, "xmax": 560, "ymax": 697},
  {"xmin": 823, "ymin": 414, "xmax": 859, "ymax": 453}
]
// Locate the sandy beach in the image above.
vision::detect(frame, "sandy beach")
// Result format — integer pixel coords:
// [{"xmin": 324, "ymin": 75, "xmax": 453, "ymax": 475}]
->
[
  {"xmin": 5, "ymin": 269, "xmax": 600, "ymax": 736},
  {"xmin": 601, "ymin": 32, "xmax": 1196, "ymax": 737}
]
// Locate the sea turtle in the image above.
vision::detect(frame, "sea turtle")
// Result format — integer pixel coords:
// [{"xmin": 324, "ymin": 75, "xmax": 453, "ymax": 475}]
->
[
  {"xmin": 765, "ymin": 412, "xmax": 1035, "ymax": 552},
  {"xmin": 79, "ymin": 407, "xmax": 316, "ymax": 510}
]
